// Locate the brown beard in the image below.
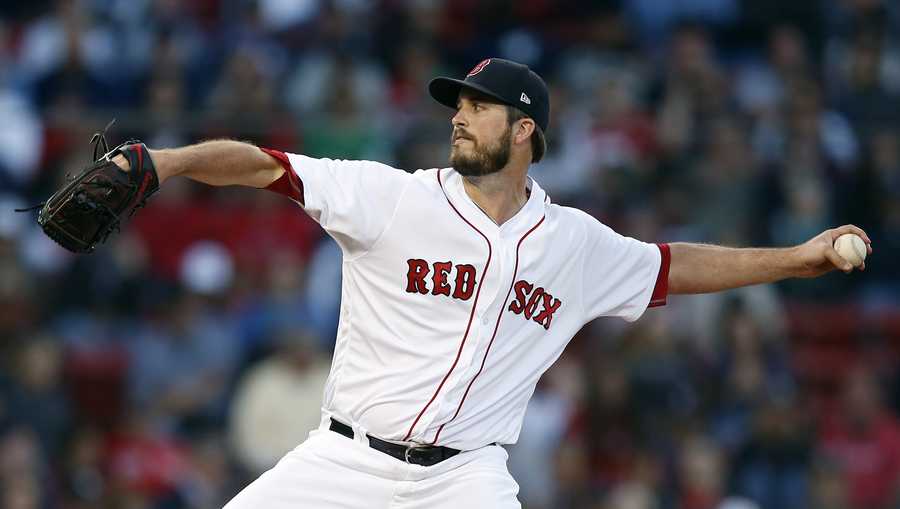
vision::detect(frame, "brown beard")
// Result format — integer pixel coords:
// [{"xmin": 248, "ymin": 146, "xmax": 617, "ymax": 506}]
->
[{"xmin": 450, "ymin": 124, "xmax": 512, "ymax": 177}]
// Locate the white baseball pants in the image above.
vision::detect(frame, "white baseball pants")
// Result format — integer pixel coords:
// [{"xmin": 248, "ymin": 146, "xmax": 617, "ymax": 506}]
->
[{"xmin": 223, "ymin": 425, "xmax": 521, "ymax": 508}]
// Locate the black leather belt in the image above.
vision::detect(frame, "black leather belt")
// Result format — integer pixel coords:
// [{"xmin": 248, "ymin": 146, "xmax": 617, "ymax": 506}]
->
[{"xmin": 329, "ymin": 418, "xmax": 462, "ymax": 466}]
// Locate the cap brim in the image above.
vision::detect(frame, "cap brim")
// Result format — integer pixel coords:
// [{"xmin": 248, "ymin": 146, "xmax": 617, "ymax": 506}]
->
[{"xmin": 428, "ymin": 77, "xmax": 512, "ymax": 110}]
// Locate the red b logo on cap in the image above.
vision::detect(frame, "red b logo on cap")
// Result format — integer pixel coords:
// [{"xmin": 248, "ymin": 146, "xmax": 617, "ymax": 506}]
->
[{"xmin": 467, "ymin": 59, "xmax": 491, "ymax": 77}]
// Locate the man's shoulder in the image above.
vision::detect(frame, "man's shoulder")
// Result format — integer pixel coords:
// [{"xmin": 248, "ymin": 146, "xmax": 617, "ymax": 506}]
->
[
  {"xmin": 410, "ymin": 167, "xmax": 443, "ymax": 179},
  {"xmin": 543, "ymin": 203, "xmax": 625, "ymax": 245},
  {"xmin": 404, "ymin": 167, "xmax": 449, "ymax": 189},
  {"xmin": 545, "ymin": 202, "xmax": 600, "ymax": 226}
]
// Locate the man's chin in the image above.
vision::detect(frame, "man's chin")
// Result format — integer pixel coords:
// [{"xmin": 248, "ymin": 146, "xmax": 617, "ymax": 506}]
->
[
  {"xmin": 452, "ymin": 158, "xmax": 496, "ymax": 177},
  {"xmin": 450, "ymin": 145, "xmax": 471, "ymax": 158},
  {"xmin": 449, "ymin": 139, "xmax": 509, "ymax": 177},
  {"xmin": 449, "ymin": 151, "xmax": 467, "ymax": 169},
  {"xmin": 450, "ymin": 156, "xmax": 478, "ymax": 176}
]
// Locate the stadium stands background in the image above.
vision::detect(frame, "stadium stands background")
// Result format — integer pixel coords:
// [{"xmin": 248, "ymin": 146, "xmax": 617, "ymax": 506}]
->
[{"xmin": 1, "ymin": 0, "xmax": 899, "ymax": 508}]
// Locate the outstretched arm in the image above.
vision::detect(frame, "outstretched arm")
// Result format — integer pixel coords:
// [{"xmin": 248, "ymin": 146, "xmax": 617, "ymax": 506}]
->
[
  {"xmin": 113, "ymin": 140, "xmax": 284, "ymax": 188},
  {"xmin": 668, "ymin": 225, "xmax": 873, "ymax": 295}
]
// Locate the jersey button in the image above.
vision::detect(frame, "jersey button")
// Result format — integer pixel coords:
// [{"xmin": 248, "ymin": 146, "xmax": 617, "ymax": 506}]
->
[{"xmin": 482, "ymin": 316, "xmax": 490, "ymax": 326}]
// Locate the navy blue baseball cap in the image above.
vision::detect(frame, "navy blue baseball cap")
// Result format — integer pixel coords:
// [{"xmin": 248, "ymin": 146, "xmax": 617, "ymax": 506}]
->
[{"xmin": 429, "ymin": 58, "xmax": 550, "ymax": 132}]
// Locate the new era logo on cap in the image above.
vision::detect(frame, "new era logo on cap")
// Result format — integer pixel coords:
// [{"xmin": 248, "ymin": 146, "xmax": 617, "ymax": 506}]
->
[{"xmin": 520, "ymin": 93, "xmax": 531, "ymax": 104}]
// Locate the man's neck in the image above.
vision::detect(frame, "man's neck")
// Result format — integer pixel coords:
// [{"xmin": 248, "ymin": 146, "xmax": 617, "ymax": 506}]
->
[{"xmin": 460, "ymin": 165, "xmax": 529, "ymax": 226}]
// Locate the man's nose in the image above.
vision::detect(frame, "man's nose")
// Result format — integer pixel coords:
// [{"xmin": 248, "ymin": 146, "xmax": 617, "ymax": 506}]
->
[{"xmin": 451, "ymin": 110, "xmax": 467, "ymax": 128}]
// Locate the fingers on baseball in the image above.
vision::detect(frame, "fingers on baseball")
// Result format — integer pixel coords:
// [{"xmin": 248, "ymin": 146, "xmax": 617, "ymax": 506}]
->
[
  {"xmin": 832, "ymin": 224, "xmax": 873, "ymax": 251},
  {"xmin": 825, "ymin": 246, "xmax": 854, "ymax": 273}
]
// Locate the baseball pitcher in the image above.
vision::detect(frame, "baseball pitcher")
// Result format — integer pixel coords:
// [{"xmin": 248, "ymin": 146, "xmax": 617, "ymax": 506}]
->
[{"xmin": 31, "ymin": 58, "xmax": 872, "ymax": 508}]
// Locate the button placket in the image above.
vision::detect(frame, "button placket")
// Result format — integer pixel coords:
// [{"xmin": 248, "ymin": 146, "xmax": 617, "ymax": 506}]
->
[
  {"xmin": 483, "ymin": 240, "xmax": 516, "ymax": 314},
  {"xmin": 430, "ymin": 238, "xmax": 507, "ymax": 431},
  {"xmin": 458, "ymin": 239, "xmax": 515, "ymax": 387}
]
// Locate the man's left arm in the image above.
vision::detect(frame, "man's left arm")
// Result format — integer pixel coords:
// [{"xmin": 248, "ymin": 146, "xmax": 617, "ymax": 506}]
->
[{"xmin": 667, "ymin": 225, "xmax": 873, "ymax": 295}]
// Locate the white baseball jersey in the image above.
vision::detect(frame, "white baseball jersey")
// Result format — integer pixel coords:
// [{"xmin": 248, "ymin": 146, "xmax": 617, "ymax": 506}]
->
[{"xmin": 262, "ymin": 148, "xmax": 669, "ymax": 451}]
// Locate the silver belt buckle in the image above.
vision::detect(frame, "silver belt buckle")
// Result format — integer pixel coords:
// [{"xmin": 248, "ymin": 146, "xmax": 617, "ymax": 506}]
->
[{"xmin": 404, "ymin": 445, "xmax": 424, "ymax": 464}]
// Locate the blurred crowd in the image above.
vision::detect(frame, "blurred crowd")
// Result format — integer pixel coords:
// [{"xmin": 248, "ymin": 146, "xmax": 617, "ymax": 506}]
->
[{"xmin": 1, "ymin": 0, "xmax": 899, "ymax": 508}]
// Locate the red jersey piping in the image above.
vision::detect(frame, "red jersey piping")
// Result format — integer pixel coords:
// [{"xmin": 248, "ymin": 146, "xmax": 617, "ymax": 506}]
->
[
  {"xmin": 402, "ymin": 169, "xmax": 492, "ymax": 442},
  {"xmin": 429, "ymin": 214, "xmax": 546, "ymax": 445}
]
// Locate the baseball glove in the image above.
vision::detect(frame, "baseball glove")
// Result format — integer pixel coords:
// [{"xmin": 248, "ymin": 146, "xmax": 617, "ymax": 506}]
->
[{"xmin": 23, "ymin": 124, "xmax": 159, "ymax": 253}]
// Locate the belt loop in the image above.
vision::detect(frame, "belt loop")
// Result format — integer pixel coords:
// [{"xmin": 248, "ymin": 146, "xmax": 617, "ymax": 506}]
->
[
  {"xmin": 318, "ymin": 412, "xmax": 332, "ymax": 432},
  {"xmin": 351, "ymin": 421, "xmax": 369, "ymax": 447}
]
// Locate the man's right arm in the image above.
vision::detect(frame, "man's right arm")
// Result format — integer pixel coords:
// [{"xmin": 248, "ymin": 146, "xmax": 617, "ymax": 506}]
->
[
  {"xmin": 113, "ymin": 140, "xmax": 284, "ymax": 188},
  {"xmin": 120, "ymin": 142, "xmax": 414, "ymax": 256}
]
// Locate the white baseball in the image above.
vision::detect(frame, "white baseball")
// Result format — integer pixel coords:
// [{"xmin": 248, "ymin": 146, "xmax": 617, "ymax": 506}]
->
[{"xmin": 833, "ymin": 233, "xmax": 867, "ymax": 267}]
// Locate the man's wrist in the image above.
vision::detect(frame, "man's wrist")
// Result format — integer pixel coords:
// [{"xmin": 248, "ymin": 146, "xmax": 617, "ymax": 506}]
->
[
  {"xmin": 148, "ymin": 149, "xmax": 178, "ymax": 183},
  {"xmin": 113, "ymin": 147, "xmax": 177, "ymax": 184},
  {"xmin": 783, "ymin": 246, "xmax": 807, "ymax": 277}
]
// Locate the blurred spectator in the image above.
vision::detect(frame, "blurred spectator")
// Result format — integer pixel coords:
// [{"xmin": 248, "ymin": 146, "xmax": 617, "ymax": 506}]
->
[
  {"xmin": 229, "ymin": 329, "xmax": 330, "ymax": 475},
  {"xmin": 208, "ymin": 48, "xmax": 276, "ymax": 118},
  {"xmin": 179, "ymin": 431, "xmax": 240, "ymax": 509},
  {"xmin": 0, "ymin": 334, "xmax": 70, "ymax": 457},
  {"xmin": 856, "ymin": 131, "xmax": 900, "ymax": 306},
  {"xmin": 0, "ymin": 258, "xmax": 38, "ymax": 344},
  {"xmin": 553, "ymin": 437, "xmax": 595, "ymax": 508},
  {"xmin": 718, "ymin": 498, "xmax": 760, "ymax": 509},
  {"xmin": 819, "ymin": 367, "xmax": 900, "ymax": 509},
  {"xmin": 237, "ymin": 247, "xmax": 316, "ymax": 352},
  {"xmin": 729, "ymin": 396, "xmax": 812, "ymax": 509},
  {"xmin": 832, "ymin": 33, "xmax": 900, "ymax": 137},
  {"xmin": 301, "ymin": 236, "xmax": 343, "ymax": 346},
  {"xmin": 0, "ymin": 89, "xmax": 43, "ymax": 190},
  {"xmin": 687, "ymin": 116, "xmax": 760, "ymax": 243},
  {"xmin": 737, "ymin": 25, "xmax": 812, "ymax": 115},
  {"xmin": 19, "ymin": 0, "xmax": 118, "ymax": 107},
  {"xmin": 2, "ymin": 472, "xmax": 41, "ymax": 509},
  {"xmin": 300, "ymin": 66, "xmax": 390, "ymax": 161},
  {"xmin": 710, "ymin": 296, "xmax": 793, "ymax": 452},
  {"xmin": 507, "ymin": 358, "xmax": 578, "ymax": 509},
  {"xmin": 105, "ymin": 407, "xmax": 191, "ymax": 502},
  {"xmin": 59, "ymin": 425, "xmax": 106, "ymax": 507},
  {"xmin": 678, "ymin": 435, "xmax": 727, "ymax": 509},
  {"xmin": 624, "ymin": 0, "xmax": 739, "ymax": 47},
  {"xmin": 284, "ymin": 52, "xmax": 388, "ymax": 118},
  {"xmin": 571, "ymin": 356, "xmax": 640, "ymax": 489},
  {"xmin": 0, "ymin": 428, "xmax": 46, "ymax": 509},
  {"xmin": 603, "ymin": 480, "xmax": 660, "ymax": 509},
  {"xmin": 655, "ymin": 23, "xmax": 729, "ymax": 159},
  {"xmin": 808, "ymin": 458, "xmax": 849, "ymax": 509},
  {"xmin": 127, "ymin": 285, "xmax": 242, "ymax": 431}
]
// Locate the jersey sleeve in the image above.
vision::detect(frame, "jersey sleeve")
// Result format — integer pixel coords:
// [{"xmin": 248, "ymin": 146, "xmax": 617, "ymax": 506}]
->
[
  {"xmin": 580, "ymin": 213, "xmax": 670, "ymax": 322},
  {"xmin": 261, "ymin": 148, "xmax": 412, "ymax": 256}
]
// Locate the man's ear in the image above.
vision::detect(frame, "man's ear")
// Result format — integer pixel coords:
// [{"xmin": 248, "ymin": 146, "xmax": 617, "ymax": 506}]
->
[{"xmin": 514, "ymin": 118, "xmax": 536, "ymax": 145}]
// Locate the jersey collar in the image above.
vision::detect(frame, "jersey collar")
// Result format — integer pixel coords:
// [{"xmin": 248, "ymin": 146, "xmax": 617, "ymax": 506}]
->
[{"xmin": 440, "ymin": 168, "xmax": 547, "ymax": 238}]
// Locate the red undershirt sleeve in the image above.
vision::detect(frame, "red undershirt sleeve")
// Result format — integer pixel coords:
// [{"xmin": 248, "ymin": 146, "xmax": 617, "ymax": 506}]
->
[
  {"xmin": 260, "ymin": 147, "xmax": 304, "ymax": 205},
  {"xmin": 648, "ymin": 243, "xmax": 670, "ymax": 308}
]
